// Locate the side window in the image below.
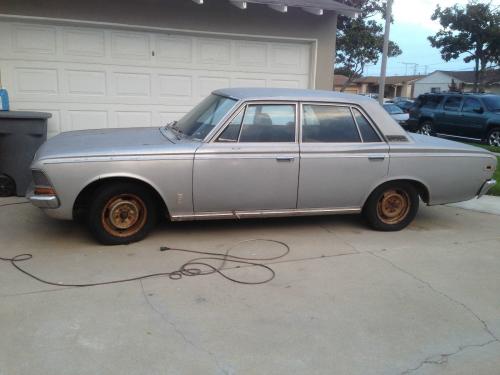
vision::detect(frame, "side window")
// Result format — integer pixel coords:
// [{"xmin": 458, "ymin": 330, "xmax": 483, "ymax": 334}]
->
[
  {"xmin": 443, "ymin": 96, "xmax": 462, "ymax": 111},
  {"xmin": 420, "ymin": 95, "xmax": 443, "ymax": 109},
  {"xmin": 302, "ymin": 105, "xmax": 361, "ymax": 143},
  {"xmin": 239, "ymin": 104, "xmax": 296, "ymax": 142},
  {"xmin": 217, "ymin": 110, "xmax": 244, "ymax": 142},
  {"xmin": 462, "ymin": 98, "xmax": 482, "ymax": 113},
  {"xmin": 352, "ymin": 108, "xmax": 381, "ymax": 142}
]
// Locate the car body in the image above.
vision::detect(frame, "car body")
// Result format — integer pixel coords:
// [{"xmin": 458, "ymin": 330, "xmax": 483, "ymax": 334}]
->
[
  {"xmin": 28, "ymin": 88, "xmax": 497, "ymax": 244},
  {"xmin": 383, "ymin": 103, "xmax": 410, "ymax": 128},
  {"xmin": 394, "ymin": 99, "xmax": 415, "ymax": 113},
  {"xmin": 407, "ymin": 93, "xmax": 500, "ymax": 145}
]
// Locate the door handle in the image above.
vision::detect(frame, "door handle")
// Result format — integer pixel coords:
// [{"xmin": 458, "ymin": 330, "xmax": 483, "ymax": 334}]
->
[
  {"xmin": 368, "ymin": 156, "xmax": 385, "ymax": 161},
  {"xmin": 276, "ymin": 157, "xmax": 295, "ymax": 162}
]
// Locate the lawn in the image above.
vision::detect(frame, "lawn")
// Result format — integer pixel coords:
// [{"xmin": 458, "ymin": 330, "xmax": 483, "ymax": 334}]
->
[{"xmin": 491, "ymin": 157, "xmax": 500, "ymax": 196}]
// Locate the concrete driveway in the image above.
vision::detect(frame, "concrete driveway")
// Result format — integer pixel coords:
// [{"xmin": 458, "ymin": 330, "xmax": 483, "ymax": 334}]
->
[{"xmin": 1, "ymin": 197, "xmax": 499, "ymax": 375}]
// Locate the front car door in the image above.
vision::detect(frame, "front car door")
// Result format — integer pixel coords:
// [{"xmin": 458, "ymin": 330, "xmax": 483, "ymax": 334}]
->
[
  {"xmin": 460, "ymin": 97, "xmax": 488, "ymax": 140},
  {"xmin": 440, "ymin": 96, "xmax": 464, "ymax": 136},
  {"xmin": 193, "ymin": 101, "xmax": 299, "ymax": 213},
  {"xmin": 298, "ymin": 103, "xmax": 389, "ymax": 210}
]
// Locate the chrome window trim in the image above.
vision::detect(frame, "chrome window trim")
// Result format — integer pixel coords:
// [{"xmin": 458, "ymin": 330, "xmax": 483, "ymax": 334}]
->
[{"xmin": 209, "ymin": 100, "xmax": 299, "ymax": 144}]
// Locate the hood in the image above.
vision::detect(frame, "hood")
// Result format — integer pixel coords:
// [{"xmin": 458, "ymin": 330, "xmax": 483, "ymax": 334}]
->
[{"xmin": 34, "ymin": 127, "xmax": 198, "ymax": 162}]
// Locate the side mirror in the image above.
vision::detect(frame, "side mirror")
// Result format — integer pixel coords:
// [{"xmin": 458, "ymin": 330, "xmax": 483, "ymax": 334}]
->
[{"xmin": 473, "ymin": 106, "xmax": 484, "ymax": 114}]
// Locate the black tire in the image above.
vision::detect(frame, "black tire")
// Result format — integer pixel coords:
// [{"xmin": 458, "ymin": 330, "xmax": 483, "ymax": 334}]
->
[
  {"xmin": 417, "ymin": 120, "xmax": 434, "ymax": 136},
  {"xmin": 363, "ymin": 182, "xmax": 419, "ymax": 231},
  {"xmin": 486, "ymin": 127, "xmax": 500, "ymax": 147},
  {"xmin": 87, "ymin": 182, "xmax": 157, "ymax": 245},
  {"xmin": 0, "ymin": 174, "xmax": 16, "ymax": 197}
]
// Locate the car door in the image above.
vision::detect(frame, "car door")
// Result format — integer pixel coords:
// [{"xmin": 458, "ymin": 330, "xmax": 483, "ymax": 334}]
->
[
  {"xmin": 298, "ymin": 103, "xmax": 389, "ymax": 209},
  {"xmin": 440, "ymin": 96, "xmax": 464, "ymax": 136},
  {"xmin": 193, "ymin": 101, "xmax": 299, "ymax": 213},
  {"xmin": 460, "ymin": 97, "xmax": 488, "ymax": 140}
]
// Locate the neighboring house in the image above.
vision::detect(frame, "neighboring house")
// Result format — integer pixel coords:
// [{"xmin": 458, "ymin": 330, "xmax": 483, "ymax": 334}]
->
[
  {"xmin": 332, "ymin": 74, "xmax": 359, "ymax": 94},
  {"xmin": 355, "ymin": 75, "xmax": 422, "ymax": 99},
  {"xmin": 413, "ymin": 70, "xmax": 500, "ymax": 97},
  {"xmin": 0, "ymin": 0, "xmax": 359, "ymax": 137}
]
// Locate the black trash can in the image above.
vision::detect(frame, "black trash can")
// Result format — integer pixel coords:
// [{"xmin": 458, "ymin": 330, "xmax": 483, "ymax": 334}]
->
[{"xmin": 0, "ymin": 111, "xmax": 51, "ymax": 197}]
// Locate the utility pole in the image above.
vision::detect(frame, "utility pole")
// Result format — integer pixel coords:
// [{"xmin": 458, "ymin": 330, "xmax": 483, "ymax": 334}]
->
[{"xmin": 378, "ymin": 0, "xmax": 393, "ymax": 105}]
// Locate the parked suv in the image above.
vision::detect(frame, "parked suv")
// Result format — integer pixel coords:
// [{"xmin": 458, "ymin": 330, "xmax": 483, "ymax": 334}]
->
[{"xmin": 407, "ymin": 93, "xmax": 500, "ymax": 146}]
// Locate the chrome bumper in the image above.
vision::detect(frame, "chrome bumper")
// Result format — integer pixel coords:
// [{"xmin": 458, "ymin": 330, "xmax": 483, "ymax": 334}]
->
[
  {"xmin": 478, "ymin": 179, "xmax": 497, "ymax": 198},
  {"xmin": 26, "ymin": 186, "xmax": 60, "ymax": 209}
]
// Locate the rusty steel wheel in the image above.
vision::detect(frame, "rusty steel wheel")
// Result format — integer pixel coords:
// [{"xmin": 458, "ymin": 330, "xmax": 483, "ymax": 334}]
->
[
  {"xmin": 376, "ymin": 189, "xmax": 411, "ymax": 225},
  {"xmin": 101, "ymin": 194, "xmax": 148, "ymax": 238},
  {"xmin": 364, "ymin": 182, "xmax": 419, "ymax": 231},
  {"xmin": 87, "ymin": 182, "xmax": 158, "ymax": 245}
]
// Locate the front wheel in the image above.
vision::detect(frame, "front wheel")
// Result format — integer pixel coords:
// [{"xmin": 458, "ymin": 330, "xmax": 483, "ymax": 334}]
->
[
  {"xmin": 417, "ymin": 121, "xmax": 433, "ymax": 136},
  {"xmin": 363, "ymin": 182, "xmax": 419, "ymax": 231},
  {"xmin": 87, "ymin": 183, "xmax": 157, "ymax": 245},
  {"xmin": 487, "ymin": 127, "xmax": 500, "ymax": 147}
]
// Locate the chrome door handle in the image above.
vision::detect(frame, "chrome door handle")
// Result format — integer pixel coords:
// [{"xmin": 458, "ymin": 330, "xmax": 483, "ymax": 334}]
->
[
  {"xmin": 368, "ymin": 156, "xmax": 385, "ymax": 161},
  {"xmin": 276, "ymin": 157, "xmax": 295, "ymax": 162}
]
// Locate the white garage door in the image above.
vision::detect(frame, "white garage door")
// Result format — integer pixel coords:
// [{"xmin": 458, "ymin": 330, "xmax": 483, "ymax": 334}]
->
[{"xmin": 0, "ymin": 20, "xmax": 312, "ymax": 138}]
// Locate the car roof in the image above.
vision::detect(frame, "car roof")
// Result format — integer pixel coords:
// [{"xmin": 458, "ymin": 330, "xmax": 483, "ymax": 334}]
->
[{"xmin": 213, "ymin": 87, "xmax": 373, "ymax": 103}]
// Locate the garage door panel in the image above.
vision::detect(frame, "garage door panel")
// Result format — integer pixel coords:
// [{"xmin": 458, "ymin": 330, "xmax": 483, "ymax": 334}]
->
[
  {"xmin": 2, "ymin": 20, "xmax": 312, "ymax": 134},
  {"xmin": 65, "ymin": 70, "xmax": 107, "ymax": 96},
  {"xmin": 62, "ymin": 28, "xmax": 106, "ymax": 57},
  {"xmin": 12, "ymin": 23, "xmax": 57, "ymax": 55}
]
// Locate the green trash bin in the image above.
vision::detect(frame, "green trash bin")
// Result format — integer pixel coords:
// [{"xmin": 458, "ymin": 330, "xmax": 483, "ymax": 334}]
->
[{"xmin": 0, "ymin": 111, "xmax": 51, "ymax": 197}]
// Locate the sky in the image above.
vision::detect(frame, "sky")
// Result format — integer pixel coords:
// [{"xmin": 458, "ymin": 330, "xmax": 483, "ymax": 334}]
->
[{"xmin": 363, "ymin": 0, "xmax": 499, "ymax": 77}]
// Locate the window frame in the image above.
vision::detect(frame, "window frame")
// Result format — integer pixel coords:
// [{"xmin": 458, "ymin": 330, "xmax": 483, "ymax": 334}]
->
[
  {"xmin": 211, "ymin": 100, "xmax": 299, "ymax": 144},
  {"xmin": 299, "ymin": 102, "xmax": 385, "ymax": 144}
]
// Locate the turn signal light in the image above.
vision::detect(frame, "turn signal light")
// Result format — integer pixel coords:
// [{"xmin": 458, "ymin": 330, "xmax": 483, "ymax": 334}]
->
[{"xmin": 34, "ymin": 187, "xmax": 56, "ymax": 196}]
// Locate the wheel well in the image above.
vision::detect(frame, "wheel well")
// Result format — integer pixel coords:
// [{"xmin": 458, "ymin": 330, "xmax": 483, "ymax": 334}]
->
[
  {"xmin": 366, "ymin": 179, "xmax": 430, "ymax": 206},
  {"xmin": 487, "ymin": 124, "xmax": 500, "ymax": 132},
  {"xmin": 419, "ymin": 117, "xmax": 433, "ymax": 125},
  {"xmin": 73, "ymin": 177, "xmax": 168, "ymax": 220}
]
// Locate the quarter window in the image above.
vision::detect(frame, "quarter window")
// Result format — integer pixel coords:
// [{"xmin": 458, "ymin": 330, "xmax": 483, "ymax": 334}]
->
[
  {"xmin": 352, "ymin": 108, "xmax": 381, "ymax": 142},
  {"xmin": 238, "ymin": 104, "xmax": 296, "ymax": 142},
  {"xmin": 443, "ymin": 96, "xmax": 462, "ymax": 111},
  {"xmin": 302, "ymin": 105, "xmax": 361, "ymax": 143},
  {"xmin": 217, "ymin": 110, "xmax": 244, "ymax": 142}
]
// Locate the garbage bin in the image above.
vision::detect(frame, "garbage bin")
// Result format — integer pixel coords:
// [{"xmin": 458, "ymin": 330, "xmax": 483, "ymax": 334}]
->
[{"xmin": 0, "ymin": 111, "xmax": 51, "ymax": 197}]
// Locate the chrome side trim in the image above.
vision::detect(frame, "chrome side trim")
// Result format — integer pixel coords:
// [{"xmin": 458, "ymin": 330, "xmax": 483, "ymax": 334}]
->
[
  {"xmin": 477, "ymin": 179, "xmax": 496, "ymax": 198},
  {"xmin": 435, "ymin": 133, "xmax": 482, "ymax": 141},
  {"xmin": 171, "ymin": 207, "xmax": 361, "ymax": 221}
]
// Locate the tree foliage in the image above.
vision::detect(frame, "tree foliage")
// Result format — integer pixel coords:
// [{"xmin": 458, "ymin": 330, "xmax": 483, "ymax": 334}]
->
[
  {"xmin": 428, "ymin": 1, "xmax": 500, "ymax": 91},
  {"xmin": 335, "ymin": 0, "xmax": 402, "ymax": 92}
]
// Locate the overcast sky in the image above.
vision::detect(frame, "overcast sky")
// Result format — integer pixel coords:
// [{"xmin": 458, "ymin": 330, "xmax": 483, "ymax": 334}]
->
[{"xmin": 363, "ymin": 0, "xmax": 499, "ymax": 77}]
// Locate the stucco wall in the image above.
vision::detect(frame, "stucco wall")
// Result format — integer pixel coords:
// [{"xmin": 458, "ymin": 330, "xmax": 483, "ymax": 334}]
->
[
  {"xmin": 413, "ymin": 71, "xmax": 460, "ymax": 97},
  {"xmin": 0, "ymin": 0, "xmax": 338, "ymax": 90}
]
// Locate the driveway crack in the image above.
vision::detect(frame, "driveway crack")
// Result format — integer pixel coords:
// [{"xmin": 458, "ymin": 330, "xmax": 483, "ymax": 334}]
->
[{"xmin": 139, "ymin": 280, "xmax": 230, "ymax": 375}]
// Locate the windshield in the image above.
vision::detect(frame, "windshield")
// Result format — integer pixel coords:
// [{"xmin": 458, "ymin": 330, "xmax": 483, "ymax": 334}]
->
[
  {"xmin": 384, "ymin": 104, "xmax": 404, "ymax": 114},
  {"xmin": 168, "ymin": 94, "xmax": 237, "ymax": 140},
  {"xmin": 483, "ymin": 96, "xmax": 500, "ymax": 112}
]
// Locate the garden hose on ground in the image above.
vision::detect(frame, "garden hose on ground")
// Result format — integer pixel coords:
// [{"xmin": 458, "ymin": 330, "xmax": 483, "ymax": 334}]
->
[{"xmin": 0, "ymin": 200, "xmax": 290, "ymax": 287}]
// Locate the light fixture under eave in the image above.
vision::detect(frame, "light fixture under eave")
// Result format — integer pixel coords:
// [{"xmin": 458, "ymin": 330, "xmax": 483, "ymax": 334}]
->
[
  {"xmin": 191, "ymin": 0, "xmax": 203, "ymax": 4},
  {"xmin": 302, "ymin": 7, "xmax": 324, "ymax": 15},
  {"xmin": 230, "ymin": 1, "xmax": 248, "ymax": 9},
  {"xmin": 268, "ymin": 4, "xmax": 288, "ymax": 13}
]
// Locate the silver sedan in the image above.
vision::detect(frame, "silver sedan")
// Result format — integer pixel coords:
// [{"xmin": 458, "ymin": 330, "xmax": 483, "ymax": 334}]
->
[{"xmin": 28, "ymin": 88, "xmax": 497, "ymax": 244}]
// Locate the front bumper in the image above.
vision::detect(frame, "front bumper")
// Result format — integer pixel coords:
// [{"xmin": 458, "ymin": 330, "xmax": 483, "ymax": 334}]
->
[
  {"xmin": 26, "ymin": 185, "xmax": 60, "ymax": 208},
  {"xmin": 478, "ymin": 179, "xmax": 497, "ymax": 198}
]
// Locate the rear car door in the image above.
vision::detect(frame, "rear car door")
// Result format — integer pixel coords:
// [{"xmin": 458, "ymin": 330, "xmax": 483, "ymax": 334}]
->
[
  {"xmin": 298, "ymin": 103, "xmax": 389, "ymax": 209},
  {"xmin": 193, "ymin": 102, "xmax": 299, "ymax": 213},
  {"xmin": 440, "ymin": 96, "xmax": 464, "ymax": 136}
]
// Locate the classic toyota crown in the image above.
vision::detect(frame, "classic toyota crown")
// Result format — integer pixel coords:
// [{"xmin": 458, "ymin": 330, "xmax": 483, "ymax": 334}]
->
[{"xmin": 28, "ymin": 88, "xmax": 497, "ymax": 245}]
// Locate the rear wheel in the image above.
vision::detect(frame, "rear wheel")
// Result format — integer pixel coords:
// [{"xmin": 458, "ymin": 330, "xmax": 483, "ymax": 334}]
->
[
  {"xmin": 417, "ymin": 121, "xmax": 433, "ymax": 136},
  {"xmin": 487, "ymin": 127, "xmax": 500, "ymax": 147},
  {"xmin": 87, "ymin": 183, "xmax": 157, "ymax": 245},
  {"xmin": 363, "ymin": 182, "xmax": 419, "ymax": 231},
  {"xmin": 0, "ymin": 174, "xmax": 15, "ymax": 197}
]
